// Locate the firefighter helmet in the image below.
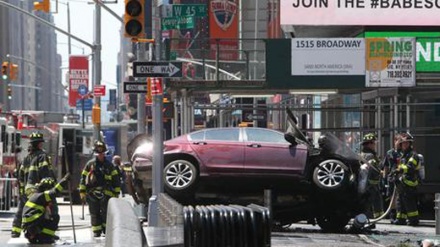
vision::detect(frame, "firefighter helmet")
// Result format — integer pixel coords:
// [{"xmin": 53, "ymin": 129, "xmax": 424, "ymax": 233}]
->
[
  {"xmin": 93, "ymin": 140, "xmax": 107, "ymax": 154},
  {"xmin": 36, "ymin": 177, "xmax": 56, "ymax": 192},
  {"xmin": 29, "ymin": 132, "xmax": 44, "ymax": 143},
  {"xmin": 362, "ymin": 133, "xmax": 377, "ymax": 144},
  {"xmin": 398, "ymin": 132, "xmax": 414, "ymax": 144}
]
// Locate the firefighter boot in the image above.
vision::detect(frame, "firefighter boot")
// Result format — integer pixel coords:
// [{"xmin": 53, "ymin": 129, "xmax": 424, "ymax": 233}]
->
[
  {"xmin": 408, "ymin": 219, "xmax": 419, "ymax": 226},
  {"xmin": 392, "ymin": 219, "xmax": 407, "ymax": 225}
]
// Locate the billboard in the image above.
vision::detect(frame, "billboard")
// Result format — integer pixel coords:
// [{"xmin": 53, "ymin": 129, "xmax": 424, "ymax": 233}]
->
[
  {"xmin": 209, "ymin": 0, "xmax": 239, "ymax": 60},
  {"xmin": 291, "ymin": 38, "xmax": 365, "ymax": 75},
  {"xmin": 363, "ymin": 32, "xmax": 440, "ymax": 72},
  {"xmin": 69, "ymin": 56, "xmax": 89, "ymax": 107},
  {"xmin": 281, "ymin": 0, "xmax": 440, "ymax": 26},
  {"xmin": 365, "ymin": 38, "xmax": 416, "ymax": 87}
]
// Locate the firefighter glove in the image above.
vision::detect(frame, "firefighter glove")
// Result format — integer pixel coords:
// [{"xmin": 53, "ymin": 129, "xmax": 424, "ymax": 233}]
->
[{"xmin": 80, "ymin": 192, "xmax": 86, "ymax": 202}]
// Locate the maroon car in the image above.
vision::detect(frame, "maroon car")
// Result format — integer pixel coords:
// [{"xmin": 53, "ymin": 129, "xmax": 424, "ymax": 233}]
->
[{"xmin": 128, "ymin": 108, "xmax": 364, "ymax": 232}]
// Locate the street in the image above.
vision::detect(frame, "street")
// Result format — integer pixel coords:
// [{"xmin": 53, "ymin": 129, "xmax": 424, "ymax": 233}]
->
[{"xmin": 1, "ymin": 196, "xmax": 439, "ymax": 247}]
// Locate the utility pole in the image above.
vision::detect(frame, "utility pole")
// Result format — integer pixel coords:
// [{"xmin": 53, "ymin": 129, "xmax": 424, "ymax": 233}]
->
[
  {"xmin": 93, "ymin": 2, "xmax": 102, "ymax": 141},
  {"xmin": 148, "ymin": 0, "xmax": 165, "ymax": 227}
]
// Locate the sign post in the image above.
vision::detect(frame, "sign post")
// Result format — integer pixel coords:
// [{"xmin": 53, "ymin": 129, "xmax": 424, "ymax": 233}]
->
[{"xmin": 78, "ymin": 85, "xmax": 88, "ymax": 129}]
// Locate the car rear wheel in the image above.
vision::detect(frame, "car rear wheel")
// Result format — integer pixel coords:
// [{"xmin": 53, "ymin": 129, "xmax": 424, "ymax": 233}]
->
[
  {"xmin": 312, "ymin": 159, "xmax": 348, "ymax": 190},
  {"xmin": 164, "ymin": 159, "xmax": 198, "ymax": 196}
]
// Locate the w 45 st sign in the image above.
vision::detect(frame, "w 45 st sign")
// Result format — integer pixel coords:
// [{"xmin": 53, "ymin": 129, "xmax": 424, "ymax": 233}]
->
[{"xmin": 133, "ymin": 61, "xmax": 183, "ymax": 78}]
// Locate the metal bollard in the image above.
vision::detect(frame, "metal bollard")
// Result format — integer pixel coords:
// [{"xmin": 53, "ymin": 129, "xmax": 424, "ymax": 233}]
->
[{"xmin": 436, "ymin": 193, "xmax": 440, "ymax": 235}]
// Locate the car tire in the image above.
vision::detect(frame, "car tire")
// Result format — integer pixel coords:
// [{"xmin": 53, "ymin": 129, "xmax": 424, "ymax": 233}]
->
[
  {"xmin": 164, "ymin": 159, "xmax": 198, "ymax": 196},
  {"xmin": 312, "ymin": 159, "xmax": 348, "ymax": 190},
  {"xmin": 316, "ymin": 213, "xmax": 351, "ymax": 233}
]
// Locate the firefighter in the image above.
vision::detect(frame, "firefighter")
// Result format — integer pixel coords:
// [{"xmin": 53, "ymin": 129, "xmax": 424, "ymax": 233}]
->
[
  {"xmin": 11, "ymin": 145, "xmax": 31, "ymax": 238},
  {"xmin": 25, "ymin": 132, "xmax": 56, "ymax": 197},
  {"xmin": 78, "ymin": 140, "xmax": 121, "ymax": 237},
  {"xmin": 112, "ymin": 155, "xmax": 126, "ymax": 197},
  {"xmin": 22, "ymin": 173, "xmax": 70, "ymax": 244},
  {"xmin": 381, "ymin": 133, "xmax": 402, "ymax": 223},
  {"xmin": 392, "ymin": 132, "xmax": 421, "ymax": 226},
  {"xmin": 360, "ymin": 133, "xmax": 384, "ymax": 227}
]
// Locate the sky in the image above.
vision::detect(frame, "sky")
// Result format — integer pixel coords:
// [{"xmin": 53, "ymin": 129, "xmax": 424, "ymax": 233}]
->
[{"xmin": 53, "ymin": 0, "xmax": 125, "ymax": 91}]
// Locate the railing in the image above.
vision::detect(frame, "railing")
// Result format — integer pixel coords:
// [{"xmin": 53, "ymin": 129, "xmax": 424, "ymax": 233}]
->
[{"xmin": 0, "ymin": 177, "xmax": 18, "ymax": 212}]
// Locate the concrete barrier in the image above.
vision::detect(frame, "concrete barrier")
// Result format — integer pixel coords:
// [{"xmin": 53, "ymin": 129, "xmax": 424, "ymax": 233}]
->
[{"xmin": 106, "ymin": 198, "xmax": 146, "ymax": 247}]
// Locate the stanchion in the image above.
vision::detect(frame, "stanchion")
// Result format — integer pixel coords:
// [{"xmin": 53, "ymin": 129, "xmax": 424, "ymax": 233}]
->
[{"xmin": 435, "ymin": 193, "xmax": 440, "ymax": 235}]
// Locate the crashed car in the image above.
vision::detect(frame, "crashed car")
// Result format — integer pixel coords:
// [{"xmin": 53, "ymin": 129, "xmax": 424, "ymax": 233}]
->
[{"xmin": 127, "ymin": 108, "xmax": 364, "ymax": 232}]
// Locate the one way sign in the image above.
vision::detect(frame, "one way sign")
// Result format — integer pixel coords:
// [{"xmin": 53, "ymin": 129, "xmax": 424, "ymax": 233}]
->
[
  {"xmin": 123, "ymin": 82, "xmax": 147, "ymax": 93},
  {"xmin": 133, "ymin": 61, "xmax": 183, "ymax": 78}
]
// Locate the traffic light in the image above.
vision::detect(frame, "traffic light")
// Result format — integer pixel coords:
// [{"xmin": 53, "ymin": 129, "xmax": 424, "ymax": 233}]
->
[
  {"xmin": 2, "ymin": 62, "xmax": 9, "ymax": 80},
  {"xmin": 124, "ymin": 0, "xmax": 144, "ymax": 38},
  {"xmin": 33, "ymin": 0, "xmax": 50, "ymax": 13},
  {"xmin": 7, "ymin": 85, "xmax": 12, "ymax": 100},
  {"xmin": 9, "ymin": 63, "xmax": 18, "ymax": 81}
]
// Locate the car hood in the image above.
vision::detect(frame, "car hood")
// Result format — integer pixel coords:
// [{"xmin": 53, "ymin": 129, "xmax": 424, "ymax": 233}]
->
[
  {"xmin": 285, "ymin": 108, "xmax": 359, "ymax": 163},
  {"xmin": 285, "ymin": 108, "xmax": 314, "ymax": 148}
]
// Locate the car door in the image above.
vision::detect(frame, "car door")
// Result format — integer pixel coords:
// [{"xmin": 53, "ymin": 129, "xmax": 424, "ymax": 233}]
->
[
  {"xmin": 189, "ymin": 128, "xmax": 244, "ymax": 174},
  {"xmin": 244, "ymin": 128, "xmax": 307, "ymax": 176}
]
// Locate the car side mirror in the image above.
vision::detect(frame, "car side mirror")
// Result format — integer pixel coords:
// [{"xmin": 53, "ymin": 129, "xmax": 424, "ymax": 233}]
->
[{"xmin": 284, "ymin": 133, "xmax": 298, "ymax": 146}]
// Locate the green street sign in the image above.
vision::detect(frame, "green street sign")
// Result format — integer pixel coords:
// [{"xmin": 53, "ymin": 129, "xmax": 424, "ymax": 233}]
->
[
  {"xmin": 161, "ymin": 16, "xmax": 195, "ymax": 31},
  {"xmin": 163, "ymin": 4, "xmax": 207, "ymax": 18}
]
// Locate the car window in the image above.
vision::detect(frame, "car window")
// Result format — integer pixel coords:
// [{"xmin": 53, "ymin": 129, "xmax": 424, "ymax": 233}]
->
[
  {"xmin": 246, "ymin": 128, "xmax": 287, "ymax": 143},
  {"xmin": 189, "ymin": 131, "xmax": 205, "ymax": 140},
  {"xmin": 205, "ymin": 129, "xmax": 239, "ymax": 141}
]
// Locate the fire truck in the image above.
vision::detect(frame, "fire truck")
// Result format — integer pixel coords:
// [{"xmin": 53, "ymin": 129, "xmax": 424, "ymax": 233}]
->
[{"xmin": 0, "ymin": 115, "xmax": 21, "ymax": 211}]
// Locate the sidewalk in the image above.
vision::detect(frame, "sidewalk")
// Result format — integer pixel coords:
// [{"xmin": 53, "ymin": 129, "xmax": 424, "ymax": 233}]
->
[{"xmin": 2, "ymin": 198, "xmax": 106, "ymax": 246}]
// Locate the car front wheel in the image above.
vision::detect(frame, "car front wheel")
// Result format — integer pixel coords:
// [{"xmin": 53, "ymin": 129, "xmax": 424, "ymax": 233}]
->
[
  {"xmin": 164, "ymin": 159, "xmax": 198, "ymax": 196},
  {"xmin": 312, "ymin": 159, "xmax": 348, "ymax": 190}
]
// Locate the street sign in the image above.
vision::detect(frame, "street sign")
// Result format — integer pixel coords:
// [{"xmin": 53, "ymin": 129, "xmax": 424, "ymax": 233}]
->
[
  {"xmin": 162, "ymin": 4, "xmax": 207, "ymax": 18},
  {"xmin": 161, "ymin": 16, "xmax": 194, "ymax": 30},
  {"xmin": 245, "ymin": 113, "xmax": 266, "ymax": 121},
  {"xmin": 76, "ymin": 98, "xmax": 93, "ymax": 111},
  {"xmin": 123, "ymin": 81, "xmax": 148, "ymax": 93},
  {"xmin": 94, "ymin": 85, "xmax": 106, "ymax": 96},
  {"xmin": 66, "ymin": 113, "xmax": 80, "ymax": 120},
  {"xmin": 78, "ymin": 85, "xmax": 88, "ymax": 96},
  {"xmin": 133, "ymin": 61, "xmax": 183, "ymax": 78}
]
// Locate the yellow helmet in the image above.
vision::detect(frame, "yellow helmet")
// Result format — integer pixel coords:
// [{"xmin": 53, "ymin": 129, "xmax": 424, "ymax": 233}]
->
[
  {"xmin": 93, "ymin": 140, "xmax": 107, "ymax": 154},
  {"xmin": 29, "ymin": 132, "xmax": 44, "ymax": 143}
]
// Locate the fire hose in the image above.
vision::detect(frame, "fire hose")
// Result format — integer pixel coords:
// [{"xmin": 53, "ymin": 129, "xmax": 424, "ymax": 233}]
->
[{"xmin": 353, "ymin": 157, "xmax": 398, "ymax": 229}]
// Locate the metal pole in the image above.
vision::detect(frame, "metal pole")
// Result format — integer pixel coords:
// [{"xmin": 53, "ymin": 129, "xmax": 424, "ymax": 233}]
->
[
  {"xmin": 93, "ymin": 3, "xmax": 102, "ymax": 140},
  {"xmin": 148, "ymin": 0, "xmax": 165, "ymax": 227},
  {"xmin": 67, "ymin": 2, "xmax": 72, "ymax": 56},
  {"xmin": 435, "ymin": 193, "xmax": 440, "ymax": 235},
  {"xmin": 137, "ymin": 43, "xmax": 146, "ymax": 134}
]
